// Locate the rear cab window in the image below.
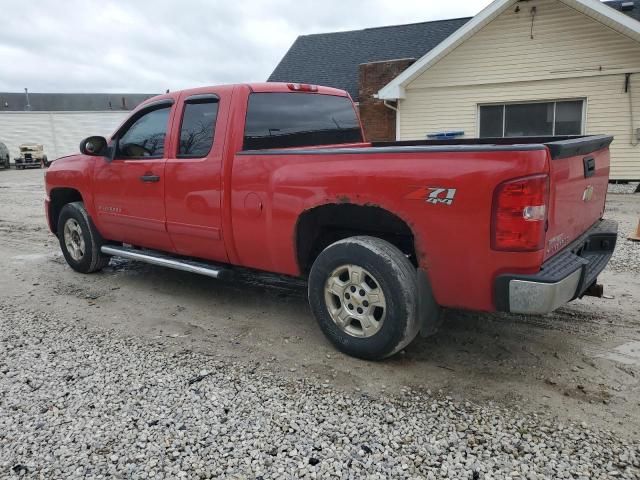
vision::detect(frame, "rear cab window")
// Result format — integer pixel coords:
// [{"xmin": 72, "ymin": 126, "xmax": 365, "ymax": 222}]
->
[{"xmin": 243, "ymin": 93, "xmax": 362, "ymax": 150}]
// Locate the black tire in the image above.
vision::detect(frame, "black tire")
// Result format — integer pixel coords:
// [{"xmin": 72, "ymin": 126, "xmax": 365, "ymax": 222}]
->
[
  {"xmin": 4, "ymin": 156, "xmax": 8, "ymax": 169},
  {"xmin": 57, "ymin": 201, "xmax": 110, "ymax": 273},
  {"xmin": 308, "ymin": 236, "xmax": 420, "ymax": 360}
]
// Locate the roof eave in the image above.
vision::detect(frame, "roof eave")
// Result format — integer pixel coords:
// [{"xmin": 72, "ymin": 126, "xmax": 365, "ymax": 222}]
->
[
  {"xmin": 571, "ymin": 0, "xmax": 640, "ymax": 42},
  {"xmin": 377, "ymin": 84, "xmax": 406, "ymax": 100}
]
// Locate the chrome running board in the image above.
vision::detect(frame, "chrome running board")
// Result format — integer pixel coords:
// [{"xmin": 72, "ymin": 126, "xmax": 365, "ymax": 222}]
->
[{"xmin": 101, "ymin": 245, "xmax": 227, "ymax": 279}]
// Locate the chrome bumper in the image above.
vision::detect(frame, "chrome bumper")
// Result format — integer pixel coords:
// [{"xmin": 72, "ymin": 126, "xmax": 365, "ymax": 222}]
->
[
  {"xmin": 508, "ymin": 269, "xmax": 582, "ymax": 314},
  {"xmin": 495, "ymin": 219, "xmax": 618, "ymax": 315}
]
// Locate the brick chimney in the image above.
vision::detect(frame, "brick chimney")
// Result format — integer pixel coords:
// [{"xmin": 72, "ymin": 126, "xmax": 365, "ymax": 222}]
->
[{"xmin": 358, "ymin": 58, "xmax": 415, "ymax": 142}]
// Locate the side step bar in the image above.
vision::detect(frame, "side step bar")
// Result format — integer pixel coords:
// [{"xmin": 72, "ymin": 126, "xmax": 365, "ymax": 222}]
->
[{"xmin": 101, "ymin": 245, "xmax": 228, "ymax": 279}]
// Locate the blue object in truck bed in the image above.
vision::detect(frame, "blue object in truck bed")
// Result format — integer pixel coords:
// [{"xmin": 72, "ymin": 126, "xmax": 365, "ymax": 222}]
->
[{"xmin": 427, "ymin": 131, "xmax": 465, "ymax": 140}]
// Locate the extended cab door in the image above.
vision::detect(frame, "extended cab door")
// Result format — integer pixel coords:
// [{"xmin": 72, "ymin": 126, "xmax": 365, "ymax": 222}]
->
[
  {"xmin": 163, "ymin": 90, "xmax": 229, "ymax": 262},
  {"xmin": 92, "ymin": 99, "xmax": 175, "ymax": 252}
]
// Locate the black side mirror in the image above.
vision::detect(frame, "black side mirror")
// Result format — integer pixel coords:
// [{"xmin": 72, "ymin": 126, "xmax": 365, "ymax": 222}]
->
[{"xmin": 80, "ymin": 136, "xmax": 108, "ymax": 156}]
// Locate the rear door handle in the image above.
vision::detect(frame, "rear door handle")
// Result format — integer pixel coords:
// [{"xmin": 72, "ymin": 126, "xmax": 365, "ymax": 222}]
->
[{"xmin": 140, "ymin": 173, "xmax": 160, "ymax": 183}]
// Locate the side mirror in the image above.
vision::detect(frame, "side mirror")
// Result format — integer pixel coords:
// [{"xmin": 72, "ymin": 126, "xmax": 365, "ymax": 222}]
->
[{"xmin": 80, "ymin": 136, "xmax": 108, "ymax": 156}]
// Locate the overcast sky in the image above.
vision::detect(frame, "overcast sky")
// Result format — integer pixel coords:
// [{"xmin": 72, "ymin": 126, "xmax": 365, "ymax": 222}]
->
[{"xmin": 0, "ymin": 0, "xmax": 492, "ymax": 93}]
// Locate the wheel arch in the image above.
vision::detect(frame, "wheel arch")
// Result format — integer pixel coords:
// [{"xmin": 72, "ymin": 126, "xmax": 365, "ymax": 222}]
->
[
  {"xmin": 295, "ymin": 203, "xmax": 417, "ymax": 275},
  {"xmin": 49, "ymin": 187, "xmax": 84, "ymax": 235}
]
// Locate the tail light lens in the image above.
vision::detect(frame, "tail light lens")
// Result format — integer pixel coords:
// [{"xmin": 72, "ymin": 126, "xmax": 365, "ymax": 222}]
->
[{"xmin": 491, "ymin": 174, "xmax": 549, "ymax": 251}]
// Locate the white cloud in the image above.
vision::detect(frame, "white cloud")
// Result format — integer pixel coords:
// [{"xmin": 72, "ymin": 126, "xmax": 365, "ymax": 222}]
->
[{"xmin": 0, "ymin": 0, "xmax": 492, "ymax": 93}]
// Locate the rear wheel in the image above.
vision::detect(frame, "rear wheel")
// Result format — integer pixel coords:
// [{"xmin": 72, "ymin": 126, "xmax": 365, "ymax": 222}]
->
[
  {"xmin": 308, "ymin": 236, "xmax": 420, "ymax": 360},
  {"xmin": 4, "ymin": 155, "xmax": 8, "ymax": 169},
  {"xmin": 57, "ymin": 202, "xmax": 110, "ymax": 273}
]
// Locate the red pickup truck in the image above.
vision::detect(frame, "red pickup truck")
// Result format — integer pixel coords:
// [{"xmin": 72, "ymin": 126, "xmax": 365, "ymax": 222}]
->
[{"xmin": 45, "ymin": 82, "xmax": 617, "ymax": 360}]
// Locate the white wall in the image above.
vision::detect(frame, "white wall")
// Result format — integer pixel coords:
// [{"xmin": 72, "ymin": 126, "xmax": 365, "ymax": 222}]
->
[{"xmin": 0, "ymin": 111, "xmax": 130, "ymax": 161}]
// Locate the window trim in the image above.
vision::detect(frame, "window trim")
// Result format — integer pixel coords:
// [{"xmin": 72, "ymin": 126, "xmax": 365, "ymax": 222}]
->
[
  {"xmin": 477, "ymin": 99, "xmax": 586, "ymax": 138},
  {"xmin": 113, "ymin": 100, "xmax": 174, "ymax": 160},
  {"xmin": 176, "ymin": 94, "xmax": 220, "ymax": 159}
]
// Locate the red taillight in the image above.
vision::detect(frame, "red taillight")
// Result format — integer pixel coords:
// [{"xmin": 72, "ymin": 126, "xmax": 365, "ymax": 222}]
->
[
  {"xmin": 287, "ymin": 83, "xmax": 318, "ymax": 92},
  {"xmin": 491, "ymin": 174, "xmax": 549, "ymax": 251}
]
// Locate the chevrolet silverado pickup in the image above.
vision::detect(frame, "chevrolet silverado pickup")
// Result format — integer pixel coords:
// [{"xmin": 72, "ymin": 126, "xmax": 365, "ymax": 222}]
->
[{"xmin": 44, "ymin": 82, "xmax": 618, "ymax": 360}]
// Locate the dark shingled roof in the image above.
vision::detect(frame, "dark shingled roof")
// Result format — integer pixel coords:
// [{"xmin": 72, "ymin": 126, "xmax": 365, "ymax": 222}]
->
[
  {"xmin": 268, "ymin": 17, "xmax": 470, "ymax": 101},
  {"xmin": 605, "ymin": 0, "xmax": 640, "ymax": 21},
  {"xmin": 268, "ymin": 1, "xmax": 640, "ymax": 101},
  {"xmin": 0, "ymin": 92, "xmax": 157, "ymax": 112}
]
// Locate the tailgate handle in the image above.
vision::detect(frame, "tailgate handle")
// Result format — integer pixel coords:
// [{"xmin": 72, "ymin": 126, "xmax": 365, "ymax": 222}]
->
[{"xmin": 583, "ymin": 156, "xmax": 596, "ymax": 178}]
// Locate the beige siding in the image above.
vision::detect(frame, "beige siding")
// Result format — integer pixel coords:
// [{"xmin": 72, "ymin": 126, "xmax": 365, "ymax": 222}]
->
[
  {"xmin": 399, "ymin": 0, "xmax": 640, "ymax": 179},
  {"xmin": 0, "ymin": 111, "xmax": 128, "ymax": 161},
  {"xmin": 409, "ymin": 0, "xmax": 640, "ymax": 89},
  {"xmin": 400, "ymin": 75, "xmax": 640, "ymax": 179}
]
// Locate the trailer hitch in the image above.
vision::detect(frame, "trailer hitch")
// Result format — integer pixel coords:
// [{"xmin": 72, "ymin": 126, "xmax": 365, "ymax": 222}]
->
[{"xmin": 582, "ymin": 282, "xmax": 604, "ymax": 298}]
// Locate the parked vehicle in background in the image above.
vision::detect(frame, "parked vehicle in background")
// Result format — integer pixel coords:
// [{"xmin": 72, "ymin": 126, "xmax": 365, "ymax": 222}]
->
[
  {"xmin": 15, "ymin": 144, "xmax": 48, "ymax": 169},
  {"xmin": 44, "ymin": 82, "xmax": 618, "ymax": 360},
  {"xmin": 0, "ymin": 141, "xmax": 10, "ymax": 169}
]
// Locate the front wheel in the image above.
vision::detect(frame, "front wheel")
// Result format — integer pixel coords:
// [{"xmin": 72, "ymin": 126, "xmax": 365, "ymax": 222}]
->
[
  {"xmin": 308, "ymin": 236, "xmax": 420, "ymax": 360},
  {"xmin": 57, "ymin": 202, "xmax": 110, "ymax": 273}
]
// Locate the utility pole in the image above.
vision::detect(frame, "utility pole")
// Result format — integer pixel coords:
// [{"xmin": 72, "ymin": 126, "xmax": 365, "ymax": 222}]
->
[{"xmin": 24, "ymin": 88, "xmax": 31, "ymax": 111}]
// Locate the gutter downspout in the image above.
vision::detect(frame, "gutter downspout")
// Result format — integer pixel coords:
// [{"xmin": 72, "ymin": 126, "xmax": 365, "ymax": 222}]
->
[
  {"xmin": 383, "ymin": 100, "xmax": 398, "ymax": 112},
  {"xmin": 381, "ymin": 99, "xmax": 400, "ymax": 140}
]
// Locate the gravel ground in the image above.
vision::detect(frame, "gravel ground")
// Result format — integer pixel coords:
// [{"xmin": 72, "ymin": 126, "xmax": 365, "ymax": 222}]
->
[
  {"xmin": 606, "ymin": 186, "xmax": 640, "ymax": 274},
  {"xmin": 1, "ymin": 170, "xmax": 639, "ymax": 479},
  {"xmin": 607, "ymin": 182, "xmax": 640, "ymax": 195},
  {"xmin": 1, "ymin": 303, "xmax": 638, "ymax": 480}
]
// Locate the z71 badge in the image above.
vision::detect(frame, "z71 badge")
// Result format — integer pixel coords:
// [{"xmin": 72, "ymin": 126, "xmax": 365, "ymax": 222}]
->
[{"xmin": 405, "ymin": 187, "xmax": 457, "ymax": 206}]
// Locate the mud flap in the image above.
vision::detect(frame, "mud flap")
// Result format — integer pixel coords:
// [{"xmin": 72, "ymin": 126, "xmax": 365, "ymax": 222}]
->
[{"xmin": 417, "ymin": 268, "xmax": 443, "ymax": 337}]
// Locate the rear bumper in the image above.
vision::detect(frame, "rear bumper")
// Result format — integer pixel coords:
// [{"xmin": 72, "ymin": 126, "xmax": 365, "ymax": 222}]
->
[{"xmin": 495, "ymin": 219, "xmax": 618, "ymax": 314}]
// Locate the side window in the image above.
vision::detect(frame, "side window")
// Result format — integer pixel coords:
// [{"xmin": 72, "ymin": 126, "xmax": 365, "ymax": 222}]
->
[
  {"xmin": 178, "ymin": 97, "xmax": 219, "ymax": 157},
  {"xmin": 117, "ymin": 106, "xmax": 170, "ymax": 158}
]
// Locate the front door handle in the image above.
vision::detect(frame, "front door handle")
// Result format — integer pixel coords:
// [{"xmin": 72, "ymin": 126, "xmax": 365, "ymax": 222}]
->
[{"xmin": 140, "ymin": 173, "xmax": 160, "ymax": 183}]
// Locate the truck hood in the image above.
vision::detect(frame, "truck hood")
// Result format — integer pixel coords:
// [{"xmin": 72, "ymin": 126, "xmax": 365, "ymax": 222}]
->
[
  {"xmin": 53, "ymin": 154, "xmax": 80, "ymax": 163},
  {"xmin": 46, "ymin": 153, "xmax": 92, "ymax": 175}
]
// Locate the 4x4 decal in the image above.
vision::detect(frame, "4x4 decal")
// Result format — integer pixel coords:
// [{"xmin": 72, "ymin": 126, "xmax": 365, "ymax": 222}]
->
[{"xmin": 406, "ymin": 187, "xmax": 457, "ymax": 206}]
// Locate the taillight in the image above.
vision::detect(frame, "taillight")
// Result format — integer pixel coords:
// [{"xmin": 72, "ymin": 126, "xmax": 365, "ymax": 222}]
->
[
  {"xmin": 491, "ymin": 174, "xmax": 549, "ymax": 251},
  {"xmin": 287, "ymin": 83, "xmax": 318, "ymax": 92}
]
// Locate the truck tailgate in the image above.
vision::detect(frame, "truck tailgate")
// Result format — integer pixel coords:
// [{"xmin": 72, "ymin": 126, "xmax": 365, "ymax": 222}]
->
[{"xmin": 544, "ymin": 135, "xmax": 613, "ymax": 261}]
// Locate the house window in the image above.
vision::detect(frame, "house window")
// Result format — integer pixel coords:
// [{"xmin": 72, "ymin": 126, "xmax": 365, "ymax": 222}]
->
[{"xmin": 479, "ymin": 100, "xmax": 585, "ymax": 137}]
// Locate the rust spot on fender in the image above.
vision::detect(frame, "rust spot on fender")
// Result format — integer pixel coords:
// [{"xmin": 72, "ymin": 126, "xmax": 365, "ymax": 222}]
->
[{"xmin": 336, "ymin": 195, "xmax": 351, "ymax": 204}]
